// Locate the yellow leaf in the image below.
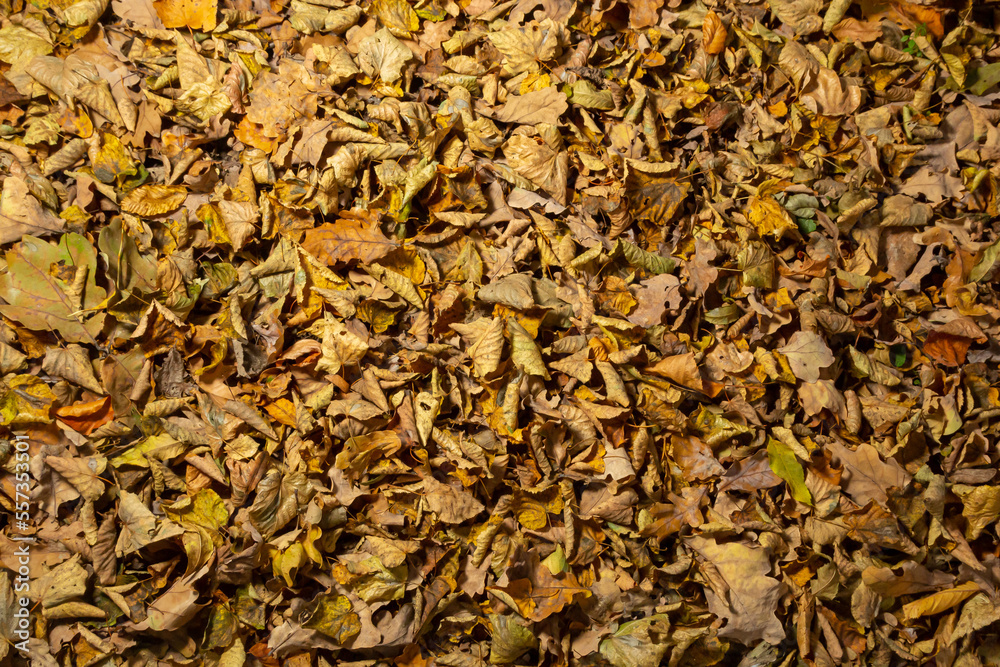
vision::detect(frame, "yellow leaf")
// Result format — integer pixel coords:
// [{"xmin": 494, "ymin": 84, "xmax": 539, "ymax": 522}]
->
[
  {"xmin": 747, "ymin": 196, "xmax": 796, "ymax": 239},
  {"xmin": 955, "ymin": 485, "xmax": 1000, "ymax": 540},
  {"xmin": 902, "ymin": 582, "xmax": 981, "ymax": 621},
  {"xmin": 264, "ymin": 398, "xmax": 297, "ymax": 428},
  {"xmin": 486, "ymin": 19, "xmax": 565, "ymax": 77},
  {"xmin": 508, "ymin": 318, "xmax": 549, "ymax": 379},
  {"xmin": 162, "ymin": 489, "xmax": 229, "ymax": 546},
  {"xmin": 355, "ymin": 300, "xmax": 398, "ymax": 333},
  {"xmin": 175, "ymin": 80, "xmax": 231, "ymax": 122},
  {"xmin": 153, "ymin": 0, "xmax": 218, "ymax": 31},
  {"xmin": 90, "ymin": 132, "xmax": 137, "ymax": 184},
  {"xmin": 515, "ymin": 493, "xmax": 548, "ymax": 530},
  {"xmin": 703, "ymin": 11, "xmax": 728, "ymax": 55},
  {"xmin": 358, "ymin": 28, "xmax": 413, "ymax": 82},
  {"xmin": 375, "ymin": 247, "xmax": 426, "ymax": 284},
  {"xmin": 219, "ymin": 641, "xmax": 246, "ymax": 667},
  {"xmin": 371, "ymin": 0, "xmax": 419, "ymax": 38},
  {"xmin": 120, "ymin": 185, "xmax": 188, "ymax": 217},
  {"xmin": 303, "ymin": 594, "xmax": 361, "ymax": 645},
  {"xmin": 0, "ymin": 25, "xmax": 53, "ymax": 72},
  {"xmin": 369, "ymin": 264, "xmax": 424, "ymax": 308},
  {"xmin": 271, "ymin": 542, "xmax": 307, "ymax": 587},
  {"xmin": 451, "ymin": 317, "xmax": 504, "ymax": 378},
  {"xmin": 44, "ymin": 453, "xmax": 107, "ymax": 501}
]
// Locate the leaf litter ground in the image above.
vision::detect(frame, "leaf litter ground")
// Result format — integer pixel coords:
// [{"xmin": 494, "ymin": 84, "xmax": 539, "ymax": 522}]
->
[{"xmin": 1, "ymin": 0, "xmax": 1000, "ymax": 665}]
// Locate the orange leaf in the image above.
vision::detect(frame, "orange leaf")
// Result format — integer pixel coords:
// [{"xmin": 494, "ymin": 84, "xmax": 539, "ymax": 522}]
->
[
  {"xmin": 55, "ymin": 396, "xmax": 113, "ymax": 435},
  {"xmin": 301, "ymin": 217, "xmax": 400, "ymax": 266},
  {"xmin": 923, "ymin": 331, "xmax": 971, "ymax": 367},
  {"xmin": 703, "ymin": 11, "xmax": 727, "ymax": 55},
  {"xmin": 645, "ymin": 352, "xmax": 704, "ymax": 392},
  {"xmin": 235, "ymin": 118, "xmax": 279, "ymax": 153},
  {"xmin": 486, "ymin": 552, "xmax": 591, "ymax": 621}
]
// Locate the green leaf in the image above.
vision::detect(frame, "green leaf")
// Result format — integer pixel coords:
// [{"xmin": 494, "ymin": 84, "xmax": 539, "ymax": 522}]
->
[
  {"xmin": 969, "ymin": 239, "xmax": 1000, "ymax": 283},
  {"xmin": 98, "ymin": 218, "xmax": 158, "ymax": 297},
  {"xmin": 490, "ymin": 614, "xmax": 538, "ymax": 664},
  {"xmin": 303, "ymin": 594, "xmax": 361, "ymax": 645},
  {"xmin": 0, "ymin": 234, "xmax": 107, "ymax": 343},
  {"xmin": 967, "ymin": 63, "xmax": 1000, "ymax": 96},
  {"xmin": 797, "ymin": 217, "xmax": 817, "ymax": 235},
  {"xmin": 767, "ymin": 437, "xmax": 812, "ymax": 505},
  {"xmin": 617, "ymin": 239, "xmax": 676, "ymax": 275},
  {"xmin": 890, "ymin": 344, "xmax": 908, "ymax": 368},
  {"xmin": 352, "ymin": 557, "xmax": 407, "ymax": 603},
  {"xmin": 203, "ymin": 603, "xmax": 238, "ymax": 651},
  {"xmin": 703, "ymin": 303, "xmax": 742, "ymax": 326},
  {"xmin": 599, "ymin": 614, "xmax": 672, "ymax": 667},
  {"xmin": 568, "ymin": 80, "xmax": 614, "ymax": 110}
]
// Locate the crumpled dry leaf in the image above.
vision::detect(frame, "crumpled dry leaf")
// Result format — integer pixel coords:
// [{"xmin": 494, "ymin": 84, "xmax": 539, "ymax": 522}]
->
[
  {"xmin": 2, "ymin": 0, "xmax": 999, "ymax": 665},
  {"xmin": 0, "ymin": 173, "xmax": 64, "ymax": 244},
  {"xmin": 687, "ymin": 536, "xmax": 787, "ymax": 645}
]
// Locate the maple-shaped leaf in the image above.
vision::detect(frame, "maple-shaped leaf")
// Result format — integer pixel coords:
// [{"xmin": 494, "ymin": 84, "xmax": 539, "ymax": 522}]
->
[
  {"xmin": 640, "ymin": 487, "xmax": 707, "ymax": 539},
  {"xmin": 486, "ymin": 19, "xmax": 565, "ymax": 76},
  {"xmin": 844, "ymin": 503, "xmax": 919, "ymax": 554},
  {"xmin": 826, "ymin": 438, "xmax": 910, "ymax": 507},
  {"xmin": 358, "ymin": 28, "xmax": 412, "ymax": 82},
  {"xmin": 487, "ymin": 552, "xmax": 590, "ymax": 622},
  {"xmin": 302, "ymin": 218, "xmax": 400, "ymax": 266},
  {"xmin": 624, "ymin": 163, "xmax": 690, "ymax": 226}
]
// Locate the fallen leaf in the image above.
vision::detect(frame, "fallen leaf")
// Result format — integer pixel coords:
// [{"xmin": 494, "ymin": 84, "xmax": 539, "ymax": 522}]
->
[
  {"xmin": 153, "ymin": 0, "xmax": 217, "ymax": 30},
  {"xmin": 302, "ymin": 218, "xmax": 400, "ymax": 265},
  {"xmin": 0, "ymin": 173, "xmax": 65, "ymax": 245},
  {"xmin": 494, "ymin": 86, "xmax": 568, "ymax": 125},
  {"xmin": 777, "ymin": 331, "xmax": 834, "ymax": 383},
  {"xmin": 687, "ymin": 535, "xmax": 787, "ymax": 645}
]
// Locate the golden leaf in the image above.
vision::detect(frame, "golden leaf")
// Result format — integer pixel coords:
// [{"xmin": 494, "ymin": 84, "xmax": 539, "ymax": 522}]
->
[
  {"xmin": 153, "ymin": 0, "xmax": 217, "ymax": 31},
  {"xmin": 508, "ymin": 318, "xmax": 549, "ymax": 379},
  {"xmin": 302, "ymin": 217, "xmax": 399, "ymax": 265},
  {"xmin": 451, "ymin": 316, "xmax": 505, "ymax": 378},
  {"xmin": 371, "ymin": 0, "xmax": 419, "ymax": 38},
  {"xmin": 747, "ymin": 195, "xmax": 796, "ymax": 239},
  {"xmin": 358, "ymin": 28, "xmax": 413, "ymax": 82},
  {"xmin": 120, "ymin": 185, "xmax": 188, "ymax": 217},
  {"xmin": 703, "ymin": 11, "xmax": 728, "ymax": 55}
]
